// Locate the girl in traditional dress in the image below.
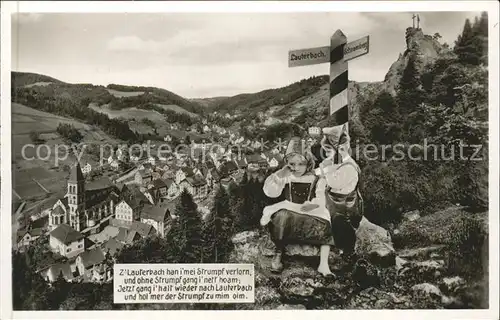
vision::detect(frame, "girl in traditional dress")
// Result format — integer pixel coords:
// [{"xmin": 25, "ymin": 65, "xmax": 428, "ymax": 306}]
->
[{"xmin": 261, "ymin": 137, "xmax": 334, "ymax": 275}]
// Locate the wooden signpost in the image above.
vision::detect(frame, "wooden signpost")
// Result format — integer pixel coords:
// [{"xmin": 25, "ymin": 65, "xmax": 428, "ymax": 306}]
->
[{"xmin": 289, "ymin": 30, "xmax": 369, "ymax": 136}]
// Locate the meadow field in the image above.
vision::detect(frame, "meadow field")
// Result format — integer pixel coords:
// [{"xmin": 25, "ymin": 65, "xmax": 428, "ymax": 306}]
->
[{"xmin": 12, "ymin": 103, "xmax": 119, "ymax": 206}]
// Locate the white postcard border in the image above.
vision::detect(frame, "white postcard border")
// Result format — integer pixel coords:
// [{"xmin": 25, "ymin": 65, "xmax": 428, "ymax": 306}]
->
[{"xmin": 1, "ymin": 1, "xmax": 499, "ymax": 320}]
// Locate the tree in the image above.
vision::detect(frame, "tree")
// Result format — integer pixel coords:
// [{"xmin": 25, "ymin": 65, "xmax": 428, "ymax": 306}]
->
[
  {"xmin": 48, "ymin": 271, "xmax": 71, "ymax": 309},
  {"xmin": 433, "ymin": 32, "xmax": 442, "ymax": 41},
  {"xmin": 227, "ymin": 180, "xmax": 242, "ymax": 213},
  {"xmin": 363, "ymin": 91, "xmax": 402, "ymax": 145},
  {"xmin": 141, "ymin": 117, "xmax": 156, "ymax": 129},
  {"xmin": 56, "ymin": 123, "xmax": 83, "ymax": 143},
  {"xmin": 170, "ymin": 135, "xmax": 180, "ymax": 147},
  {"xmin": 29, "ymin": 131, "xmax": 43, "ymax": 144},
  {"xmin": 235, "ymin": 178, "xmax": 269, "ymax": 232},
  {"xmin": 202, "ymin": 186, "xmax": 234, "ymax": 262},
  {"xmin": 240, "ymin": 171, "xmax": 249, "ymax": 185},
  {"xmin": 12, "ymin": 250, "xmax": 52, "ymax": 310},
  {"xmin": 116, "ymin": 236, "xmax": 169, "ymax": 263},
  {"xmin": 454, "ymin": 17, "xmax": 484, "ymax": 65},
  {"xmin": 472, "ymin": 12, "xmax": 488, "ymax": 65},
  {"xmin": 165, "ymin": 189, "xmax": 203, "ymax": 262},
  {"xmin": 235, "ymin": 176, "xmax": 254, "ymax": 232},
  {"xmin": 397, "ymin": 54, "xmax": 423, "ymax": 117},
  {"xmin": 196, "ymin": 123, "xmax": 204, "ymax": 134}
]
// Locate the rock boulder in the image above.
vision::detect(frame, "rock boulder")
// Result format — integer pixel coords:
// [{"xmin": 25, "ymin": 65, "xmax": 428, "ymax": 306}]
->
[{"xmin": 355, "ymin": 217, "xmax": 396, "ymax": 267}]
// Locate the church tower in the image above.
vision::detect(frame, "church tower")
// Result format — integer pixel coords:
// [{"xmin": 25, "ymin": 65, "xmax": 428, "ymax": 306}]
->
[{"xmin": 67, "ymin": 162, "xmax": 86, "ymax": 231}]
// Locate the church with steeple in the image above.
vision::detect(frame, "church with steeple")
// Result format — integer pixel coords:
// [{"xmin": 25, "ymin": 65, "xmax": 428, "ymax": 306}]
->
[{"xmin": 49, "ymin": 162, "xmax": 120, "ymax": 232}]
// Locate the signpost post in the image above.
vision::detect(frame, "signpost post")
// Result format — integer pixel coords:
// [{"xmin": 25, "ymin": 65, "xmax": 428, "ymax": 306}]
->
[{"xmin": 288, "ymin": 31, "xmax": 369, "ymax": 137}]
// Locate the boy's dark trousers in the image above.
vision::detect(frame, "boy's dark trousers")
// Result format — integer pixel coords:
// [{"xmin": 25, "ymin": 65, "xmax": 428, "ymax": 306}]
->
[{"xmin": 331, "ymin": 214, "xmax": 362, "ymax": 256}]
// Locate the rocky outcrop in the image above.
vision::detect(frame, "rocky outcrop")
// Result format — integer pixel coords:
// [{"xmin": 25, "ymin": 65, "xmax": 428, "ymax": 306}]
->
[
  {"xmin": 346, "ymin": 287, "xmax": 412, "ymax": 309},
  {"xmin": 392, "ymin": 207, "xmax": 488, "ymax": 248},
  {"xmin": 411, "ymin": 283, "xmax": 443, "ymax": 301},
  {"xmin": 398, "ymin": 245, "xmax": 446, "ymax": 260},
  {"xmin": 256, "ymin": 216, "xmax": 397, "ymax": 268},
  {"xmin": 229, "ymin": 207, "xmax": 485, "ymax": 310},
  {"xmin": 402, "ymin": 210, "xmax": 420, "ymax": 222},
  {"xmin": 355, "ymin": 217, "xmax": 396, "ymax": 267},
  {"xmin": 383, "ymin": 27, "xmax": 446, "ymax": 95}
]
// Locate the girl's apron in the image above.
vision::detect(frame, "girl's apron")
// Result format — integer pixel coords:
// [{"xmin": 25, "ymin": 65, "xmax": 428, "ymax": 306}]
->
[{"xmin": 263, "ymin": 176, "xmax": 334, "ymax": 246}]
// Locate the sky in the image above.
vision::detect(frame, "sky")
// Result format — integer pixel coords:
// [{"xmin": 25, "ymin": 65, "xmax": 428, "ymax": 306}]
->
[{"xmin": 11, "ymin": 12, "xmax": 480, "ymax": 99}]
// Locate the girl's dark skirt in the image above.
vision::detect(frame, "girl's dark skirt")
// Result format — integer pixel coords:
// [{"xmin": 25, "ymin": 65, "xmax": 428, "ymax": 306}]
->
[
  {"xmin": 268, "ymin": 209, "xmax": 334, "ymax": 247},
  {"xmin": 268, "ymin": 209, "xmax": 358, "ymax": 254}
]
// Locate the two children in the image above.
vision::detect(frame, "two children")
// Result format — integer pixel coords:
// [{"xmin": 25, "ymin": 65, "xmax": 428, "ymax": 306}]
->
[{"xmin": 261, "ymin": 126, "xmax": 363, "ymax": 275}]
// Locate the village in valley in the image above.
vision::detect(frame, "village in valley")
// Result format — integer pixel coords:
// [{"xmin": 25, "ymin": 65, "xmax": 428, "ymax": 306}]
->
[{"xmin": 13, "ymin": 118, "xmax": 312, "ymax": 284}]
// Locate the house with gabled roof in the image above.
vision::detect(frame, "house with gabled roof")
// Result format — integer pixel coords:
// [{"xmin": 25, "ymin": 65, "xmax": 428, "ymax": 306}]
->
[
  {"xmin": 205, "ymin": 168, "xmax": 220, "ymax": 189},
  {"xmin": 179, "ymin": 176, "xmax": 208, "ymax": 200},
  {"xmin": 195, "ymin": 163, "xmax": 208, "ymax": 177},
  {"xmin": 308, "ymin": 126, "xmax": 321, "ymax": 135},
  {"xmin": 102, "ymin": 237, "xmax": 124, "ymax": 257},
  {"xmin": 219, "ymin": 160, "xmax": 238, "ymax": 178},
  {"xmin": 92, "ymin": 263, "xmax": 112, "ymax": 283},
  {"xmin": 39, "ymin": 262, "xmax": 75, "ymax": 283},
  {"xmin": 175, "ymin": 167, "xmax": 194, "ymax": 184},
  {"xmin": 17, "ymin": 228, "xmax": 44, "ymax": 250},
  {"xmin": 115, "ymin": 227, "xmax": 141, "ymax": 245},
  {"xmin": 141, "ymin": 202, "xmax": 175, "ymax": 237},
  {"xmin": 149, "ymin": 178, "xmax": 178, "ymax": 203},
  {"xmin": 148, "ymin": 156, "xmax": 158, "ymax": 166},
  {"xmin": 135, "ymin": 169, "xmax": 153, "ymax": 186},
  {"xmin": 49, "ymin": 224, "xmax": 85, "ymax": 258},
  {"xmin": 76, "ymin": 246, "xmax": 108, "ymax": 281},
  {"xmin": 235, "ymin": 157, "xmax": 248, "ymax": 169},
  {"xmin": 246, "ymin": 153, "xmax": 263, "ymax": 165},
  {"xmin": 132, "ymin": 221, "xmax": 156, "ymax": 238},
  {"xmin": 115, "ymin": 195, "xmax": 144, "ymax": 223},
  {"xmin": 268, "ymin": 154, "xmax": 284, "ymax": 168}
]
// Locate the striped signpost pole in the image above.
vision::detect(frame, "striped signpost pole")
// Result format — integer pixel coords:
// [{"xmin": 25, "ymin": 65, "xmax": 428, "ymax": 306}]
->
[
  {"xmin": 289, "ymin": 30, "xmax": 369, "ymax": 162},
  {"xmin": 329, "ymin": 30, "xmax": 349, "ymax": 131}
]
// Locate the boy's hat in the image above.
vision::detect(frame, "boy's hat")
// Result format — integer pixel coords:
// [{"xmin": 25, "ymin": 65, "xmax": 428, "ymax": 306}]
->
[{"xmin": 321, "ymin": 124, "xmax": 347, "ymax": 148}]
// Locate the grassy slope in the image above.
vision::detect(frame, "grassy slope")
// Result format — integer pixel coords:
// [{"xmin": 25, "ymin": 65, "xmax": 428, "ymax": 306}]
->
[
  {"xmin": 12, "ymin": 102, "xmax": 119, "ymax": 204},
  {"xmin": 11, "ymin": 72, "xmax": 65, "ymax": 87},
  {"xmin": 106, "ymin": 83, "xmax": 204, "ymax": 115},
  {"xmin": 12, "ymin": 71, "xmax": 207, "ymax": 140},
  {"xmin": 12, "ymin": 71, "xmax": 204, "ymax": 117}
]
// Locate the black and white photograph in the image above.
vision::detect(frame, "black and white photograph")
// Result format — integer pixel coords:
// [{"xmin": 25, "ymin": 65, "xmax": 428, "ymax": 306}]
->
[{"xmin": 0, "ymin": 1, "xmax": 498, "ymax": 318}]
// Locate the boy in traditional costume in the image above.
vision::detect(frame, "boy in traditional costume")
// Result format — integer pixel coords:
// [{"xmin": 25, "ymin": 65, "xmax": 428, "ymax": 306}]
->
[{"xmin": 318, "ymin": 125, "xmax": 364, "ymax": 258}]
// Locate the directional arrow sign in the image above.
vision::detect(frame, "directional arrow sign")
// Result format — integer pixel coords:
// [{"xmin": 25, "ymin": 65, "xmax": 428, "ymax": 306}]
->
[
  {"xmin": 288, "ymin": 46, "xmax": 330, "ymax": 68},
  {"xmin": 288, "ymin": 35, "xmax": 369, "ymax": 68},
  {"xmin": 344, "ymin": 35, "xmax": 370, "ymax": 62}
]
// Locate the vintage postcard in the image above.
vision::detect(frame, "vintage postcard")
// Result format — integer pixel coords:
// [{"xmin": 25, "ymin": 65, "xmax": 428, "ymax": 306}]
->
[{"xmin": 0, "ymin": 1, "xmax": 498, "ymax": 319}]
